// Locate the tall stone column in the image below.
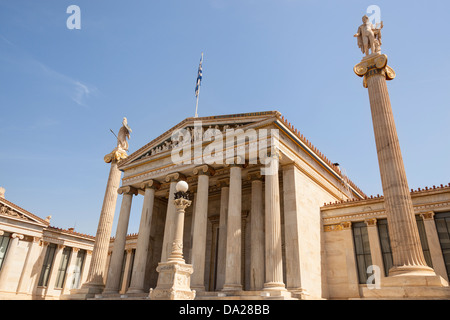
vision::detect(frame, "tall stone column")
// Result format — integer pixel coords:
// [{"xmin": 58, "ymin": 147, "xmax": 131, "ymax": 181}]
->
[
  {"xmin": 215, "ymin": 179, "xmax": 229, "ymax": 290},
  {"xmin": 281, "ymin": 163, "xmax": 303, "ymax": 292},
  {"xmin": 77, "ymin": 157, "xmax": 123, "ymax": 296},
  {"xmin": 223, "ymin": 164, "xmax": 243, "ymax": 291},
  {"xmin": 248, "ymin": 171, "xmax": 265, "ymax": 290},
  {"xmin": 263, "ymin": 155, "xmax": 285, "ymax": 291},
  {"xmin": 0, "ymin": 233, "xmax": 24, "ymax": 291},
  {"xmin": 161, "ymin": 172, "xmax": 186, "ymax": 263},
  {"xmin": 127, "ymin": 179, "xmax": 160, "ymax": 295},
  {"xmin": 103, "ymin": 186, "xmax": 138, "ymax": 295},
  {"xmin": 191, "ymin": 165, "xmax": 215, "ymax": 291},
  {"xmin": 354, "ymin": 53, "xmax": 434, "ymax": 277}
]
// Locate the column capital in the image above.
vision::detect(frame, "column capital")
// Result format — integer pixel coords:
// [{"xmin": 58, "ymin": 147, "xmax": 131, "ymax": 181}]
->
[
  {"xmin": 365, "ymin": 218, "xmax": 377, "ymax": 227},
  {"xmin": 0, "ymin": 230, "xmax": 3, "ymax": 236},
  {"xmin": 224, "ymin": 155, "xmax": 247, "ymax": 168},
  {"xmin": 216, "ymin": 178, "xmax": 229, "ymax": 188},
  {"xmin": 174, "ymin": 198, "xmax": 192, "ymax": 210},
  {"xmin": 247, "ymin": 170, "xmax": 263, "ymax": 181},
  {"xmin": 11, "ymin": 233, "xmax": 24, "ymax": 240},
  {"xmin": 193, "ymin": 165, "xmax": 215, "ymax": 176},
  {"xmin": 118, "ymin": 186, "xmax": 139, "ymax": 196},
  {"xmin": 140, "ymin": 179, "xmax": 161, "ymax": 190},
  {"xmin": 104, "ymin": 147, "xmax": 128, "ymax": 164},
  {"xmin": 164, "ymin": 172, "xmax": 187, "ymax": 183},
  {"xmin": 353, "ymin": 53, "xmax": 395, "ymax": 88},
  {"xmin": 420, "ymin": 211, "xmax": 435, "ymax": 220},
  {"xmin": 340, "ymin": 221, "xmax": 352, "ymax": 230}
]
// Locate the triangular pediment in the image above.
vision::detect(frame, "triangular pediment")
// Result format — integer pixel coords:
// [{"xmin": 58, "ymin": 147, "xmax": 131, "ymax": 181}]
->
[
  {"xmin": 119, "ymin": 111, "xmax": 281, "ymax": 169},
  {"xmin": 0, "ymin": 197, "xmax": 49, "ymax": 226}
]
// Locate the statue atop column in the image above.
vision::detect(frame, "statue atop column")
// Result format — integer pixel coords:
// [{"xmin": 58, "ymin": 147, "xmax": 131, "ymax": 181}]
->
[
  {"xmin": 117, "ymin": 117, "xmax": 132, "ymax": 151},
  {"xmin": 104, "ymin": 117, "xmax": 132, "ymax": 163},
  {"xmin": 354, "ymin": 15, "xmax": 383, "ymax": 56}
]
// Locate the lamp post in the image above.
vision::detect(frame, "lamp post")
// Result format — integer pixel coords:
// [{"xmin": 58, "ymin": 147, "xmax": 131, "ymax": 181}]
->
[{"xmin": 149, "ymin": 181, "xmax": 196, "ymax": 300}]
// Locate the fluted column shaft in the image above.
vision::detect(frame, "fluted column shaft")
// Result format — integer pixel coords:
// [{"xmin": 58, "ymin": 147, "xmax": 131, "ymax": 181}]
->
[
  {"xmin": 84, "ymin": 160, "xmax": 122, "ymax": 288},
  {"xmin": 223, "ymin": 165, "xmax": 243, "ymax": 291},
  {"xmin": 216, "ymin": 183, "xmax": 229, "ymax": 290},
  {"xmin": 191, "ymin": 166, "xmax": 213, "ymax": 291},
  {"xmin": 103, "ymin": 186, "xmax": 137, "ymax": 294},
  {"xmin": 127, "ymin": 180, "xmax": 160, "ymax": 294},
  {"xmin": 264, "ymin": 159, "xmax": 285, "ymax": 290},
  {"xmin": 364, "ymin": 59, "xmax": 434, "ymax": 276},
  {"xmin": 249, "ymin": 175, "xmax": 265, "ymax": 290}
]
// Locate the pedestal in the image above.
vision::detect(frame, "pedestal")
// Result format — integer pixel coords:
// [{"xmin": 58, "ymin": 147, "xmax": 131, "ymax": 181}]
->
[
  {"xmin": 150, "ymin": 191, "xmax": 195, "ymax": 300},
  {"xmin": 149, "ymin": 262, "xmax": 196, "ymax": 300}
]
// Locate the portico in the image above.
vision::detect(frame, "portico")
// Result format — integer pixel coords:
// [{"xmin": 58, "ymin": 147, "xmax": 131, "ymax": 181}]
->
[{"xmin": 94, "ymin": 111, "xmax": 360, "ymax": 300}]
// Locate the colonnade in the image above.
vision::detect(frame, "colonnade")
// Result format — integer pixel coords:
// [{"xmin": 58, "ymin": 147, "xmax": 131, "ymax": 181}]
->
[{"xmin": 98, "ymin": 161, "xmax": 307, "ymax": 296}]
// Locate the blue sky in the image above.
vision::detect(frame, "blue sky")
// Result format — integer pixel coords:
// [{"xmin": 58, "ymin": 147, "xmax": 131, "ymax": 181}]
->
[{"xmin": 1, "ymin": 0, "xmax": 449, "ymax": 236}]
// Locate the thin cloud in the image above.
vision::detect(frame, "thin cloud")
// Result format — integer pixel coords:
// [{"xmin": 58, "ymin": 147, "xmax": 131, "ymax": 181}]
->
[{"xmin": 0, "ymin": 34, "xmax": 97, "ymax": 107}]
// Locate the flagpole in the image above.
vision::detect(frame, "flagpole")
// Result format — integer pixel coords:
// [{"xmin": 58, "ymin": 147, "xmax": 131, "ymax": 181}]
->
[
  {"xmin": 195, "ymin": 86, "xmax": 200, "ymax": 118},
  {"xmin": 194, "ymin": 52, "xmax": 203, "ymax": 118}
]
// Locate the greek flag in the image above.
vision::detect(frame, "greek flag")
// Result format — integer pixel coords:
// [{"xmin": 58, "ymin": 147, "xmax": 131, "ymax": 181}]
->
[{"xmin": 195, "ymin": 53, "xmax": 203, "ymax": 97}]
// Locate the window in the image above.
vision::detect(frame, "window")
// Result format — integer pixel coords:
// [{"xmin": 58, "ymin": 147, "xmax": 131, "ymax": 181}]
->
[
  {"xmin": 352, "ymin": 222, "xmax": 373, "ymax": 284},
  {"xmin": 416, "ymin": 215, "xmax": 433, "ymax": 268},
  {"xmin": 118, "ymin": 251, "xmax": 127, "ymax": 290},
  {"xmin": 127, "ymin": 249, "xmax": 135, "ymax": 289},
  {"xmin": 435, "ymin": 212, "xmax": 450, "ymax": 280},
  {"xmin": 377, "ymin": 219, "xmax": 393, "ymax": 276},
  {"xmin": 0, "ymin": 232, "xmax": 11, "ymax": 271},
  {"xmin": 70, "ymin": 249, "xmax": 86, "ymax": 289},
  {"xmin": 38, "ymin": 243, "xmax": 57, "ymax": 287},
  {"xmin": 378, "ymin": 217, "xmax": 433, "ymax": 276},
  {"xmin": 55, "ymin": 247, "xmax": 72, "ymax": 288}
]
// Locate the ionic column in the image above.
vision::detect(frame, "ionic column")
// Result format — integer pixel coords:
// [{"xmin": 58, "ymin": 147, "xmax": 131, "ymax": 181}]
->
[
  {"xmin": 215, "ymin": 179, "xmax": 229, "ymax": 290},
  {"xmin": 223, "ymin": 164, "xmax": 243, "ymax": 291},
  {"xmin": 127, "ymin": 179, "xmax": 161, "ymax": 294},
  {"xmin": 103, "ymin": 186, "xmax": 138, "ymax": 295},
  {"xmin": 82, "ymin": 157, "xmax": 122, "ymax": 292},
  {"xmin": 420, "ymin": 212, "xmax": 449, "ymax": 281},
  {"xmin": 354, "ymin": 54, "xmax": 434, "ymax": 276},
  {"xmin": 0, "ymin": 233, "xmax": 24, "ymax": 291},
  {"xmin": 161, "ymin": 172, "xmax": 186, "ymax": 262},
  {"xmin": 281, "ymin": 163, "xmax": 303, "ymax": 291},
  {"xmin": 190, "ymin": 165, "xmax": 215, "ymax": 291},
  {"xmin": 248, "ymin": 171, "xmax": 264, "ymax": 290},
  {"xmin": 263, "ymin": 155, "xmax": 285, "ymax": 291}
]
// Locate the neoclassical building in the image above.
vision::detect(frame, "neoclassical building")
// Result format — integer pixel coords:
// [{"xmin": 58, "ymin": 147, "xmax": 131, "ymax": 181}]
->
[
  {"xmin": 68, "ymin": 111, "xmax": 450, "ymax": 300},
  {"xmin": 0, "ymin": 188, "xmax": 94, "ymax": 300},
  {"xmin": 1, "ymin": 111, "xmax": 450, "ymax": 300}
]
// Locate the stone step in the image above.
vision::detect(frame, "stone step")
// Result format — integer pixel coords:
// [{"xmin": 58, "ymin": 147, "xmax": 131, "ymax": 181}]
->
[{"xmin": 360, "ymin": 286, "xmax": 450, "ymax": 299}]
